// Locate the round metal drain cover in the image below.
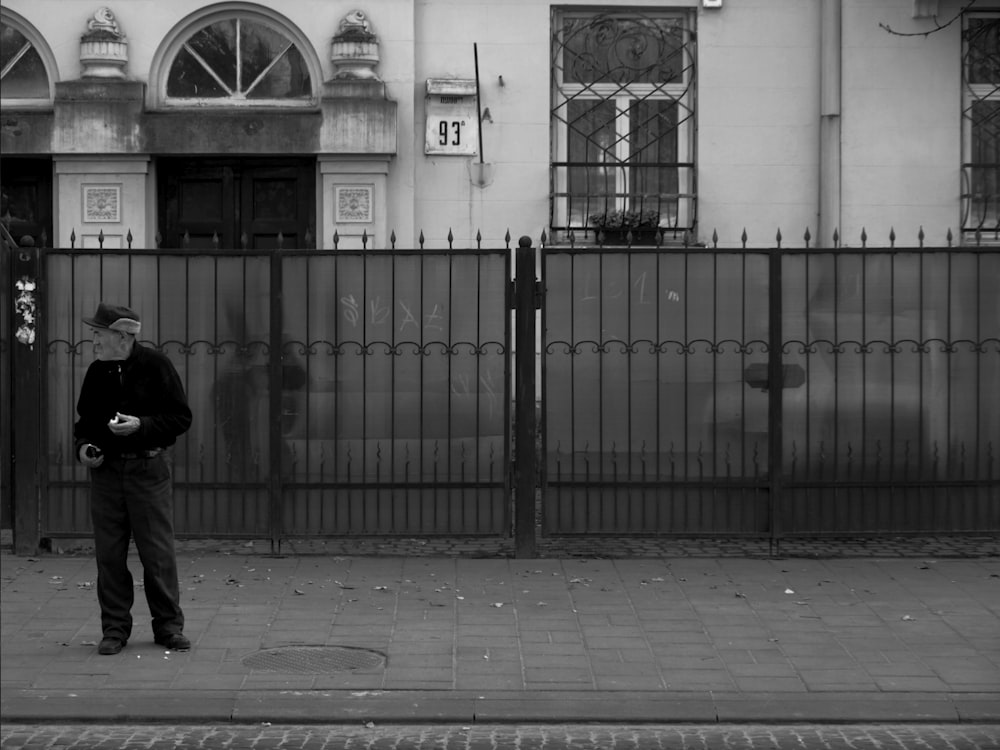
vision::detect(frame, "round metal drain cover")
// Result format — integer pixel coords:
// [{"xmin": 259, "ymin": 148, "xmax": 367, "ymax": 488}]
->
[{"xmin": 242, "ymin": 646, "xmax": 386, "ymax": 674}]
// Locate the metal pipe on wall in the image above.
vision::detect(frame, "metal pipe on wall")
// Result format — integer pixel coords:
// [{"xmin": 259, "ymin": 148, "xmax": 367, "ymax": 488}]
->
[{"xmin": 819, "ymin": 0, "xmax": 842, "ymax": 247}]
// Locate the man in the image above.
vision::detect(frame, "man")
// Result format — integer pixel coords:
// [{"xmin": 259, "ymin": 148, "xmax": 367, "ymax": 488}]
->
[{"xmin": 74, "ymin": 302, "xmax": 193, "ymax": 655}]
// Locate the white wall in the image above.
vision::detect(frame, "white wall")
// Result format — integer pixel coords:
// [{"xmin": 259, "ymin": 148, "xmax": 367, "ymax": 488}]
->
[{"xmin": 2, "ymin": 0, "xmax": 974, "ymax": 248}]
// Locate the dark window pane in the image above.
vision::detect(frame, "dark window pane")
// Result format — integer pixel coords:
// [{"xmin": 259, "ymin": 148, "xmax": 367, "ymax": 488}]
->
[
  {"xmin": 167, "ymin": 46, "xmax": 229, "ymax": 97},
  {"xmin": 629, "ymin": 100, "xmax": 678, "ymax": 215},
  {"xmin": 186, "ymin": 20, "xmax": 238, "ymax": 92},
  {"xmin": 967, "ymin": 18, "xmax": 1000, "ymax": 84},
  {"xmin": 1, "ymin": 181, "xmax": 39, "ymax": 225},
  {"xmin": 247, "ymin": 45, "xmax": 311, "ymax": 99},
  {"xmin": 567, "ymin": 99, "xmax": 618, "ymax": 218},
  {"xmin": 0, "ymin": 23, "xmax": 49, "ymax": 99}
]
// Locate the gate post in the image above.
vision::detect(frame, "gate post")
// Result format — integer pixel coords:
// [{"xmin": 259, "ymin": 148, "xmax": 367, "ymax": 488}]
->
[
  {"xmin": 11, "ymin": 242, "xmax": 42, "ymax": 554},
  {"xmin": 768, "ymin": 248, "xmax": 784, "ymax": 553},
  {"xmin": 513, "ymin": 236, "xmax": 538, "ymax": 558}
]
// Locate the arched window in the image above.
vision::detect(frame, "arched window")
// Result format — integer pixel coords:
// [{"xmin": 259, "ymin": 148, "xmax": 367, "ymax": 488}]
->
[
  {"xmin": 152, "ymin": 5, "xmax": 320, "ymax": 108},
  {"xmin": 0, "ymin": 11, "xmax": 56, "ymax": 106}
]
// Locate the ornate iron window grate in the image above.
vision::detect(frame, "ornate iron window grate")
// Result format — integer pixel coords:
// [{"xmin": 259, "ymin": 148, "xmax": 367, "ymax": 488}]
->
[
  {"xmin": 550, "ymin": 11, "xmax": 696, "ymax": 245},
  {"xmin": 962, "ymin": 13, "xmax": 1000, "ymax": 242}
]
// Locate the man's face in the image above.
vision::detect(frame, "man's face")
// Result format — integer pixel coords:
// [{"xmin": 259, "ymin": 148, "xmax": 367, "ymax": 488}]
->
[{"xmin": 91, "ymin": 328, "xmax": 132, "ymax": 361}]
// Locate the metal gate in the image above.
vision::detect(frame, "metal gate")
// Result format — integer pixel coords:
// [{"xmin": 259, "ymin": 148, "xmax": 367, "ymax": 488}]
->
[
  {"xmin": 16, "ymin": 244, "xmax": 511, "ymax": 547},
  {"xmin": 540, "ymin": 245, "xmax": 1000, "ymax": 537}
]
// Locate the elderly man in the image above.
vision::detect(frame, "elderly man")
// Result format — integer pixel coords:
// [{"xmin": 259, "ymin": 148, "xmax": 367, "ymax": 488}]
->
[{"xmin": 74, "ymin": 302, "xmax": 193, "ymax": 655}]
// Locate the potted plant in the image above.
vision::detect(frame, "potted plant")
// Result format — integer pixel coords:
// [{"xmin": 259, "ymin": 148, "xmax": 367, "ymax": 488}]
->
[{"xmin": 588, "ymin": 208, "xmax": 662, "ymax": 245}]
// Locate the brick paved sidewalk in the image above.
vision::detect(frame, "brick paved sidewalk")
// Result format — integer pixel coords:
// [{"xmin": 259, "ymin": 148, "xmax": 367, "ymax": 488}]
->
[{"xmin": 2, "ymin": 550, "xmax": 998, "ymax": 724}]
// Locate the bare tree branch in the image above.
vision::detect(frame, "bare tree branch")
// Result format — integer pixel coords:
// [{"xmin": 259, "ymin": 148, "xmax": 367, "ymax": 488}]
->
[{"xmin": 880, "ymin": 0, "xmax": 981, "ymax": 38}]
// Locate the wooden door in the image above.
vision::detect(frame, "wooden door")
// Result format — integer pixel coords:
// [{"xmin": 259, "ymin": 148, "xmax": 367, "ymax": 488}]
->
[{"xmin": 157, "ymin": 158, "xmax": 314, "ymax": 249}]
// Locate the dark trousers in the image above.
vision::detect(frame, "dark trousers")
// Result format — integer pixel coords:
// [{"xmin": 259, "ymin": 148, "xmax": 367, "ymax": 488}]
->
[{"xmin": 89, "ymin": 455, "xmax": 184, "ymax": 641}]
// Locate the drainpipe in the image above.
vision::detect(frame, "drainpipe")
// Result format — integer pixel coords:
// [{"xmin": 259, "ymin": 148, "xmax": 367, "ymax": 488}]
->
[{"xmin": 819, "ymin": 0, "xmax": 842, "ymax": 247}]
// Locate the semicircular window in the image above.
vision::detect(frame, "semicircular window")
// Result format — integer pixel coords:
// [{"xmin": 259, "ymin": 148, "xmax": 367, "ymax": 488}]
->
[
  {"xmin": 1, "ymin": 21, "xmax": 51, "ymax": 100},
  {"xmin": 166, "ymin": 17, "xmax": 312, "ymax": 105}
]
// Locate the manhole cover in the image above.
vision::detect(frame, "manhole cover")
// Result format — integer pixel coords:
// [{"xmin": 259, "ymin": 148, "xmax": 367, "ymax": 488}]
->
[{"xmin": 242, "ymin": 646, "xmax": 386, "ymax": 674}]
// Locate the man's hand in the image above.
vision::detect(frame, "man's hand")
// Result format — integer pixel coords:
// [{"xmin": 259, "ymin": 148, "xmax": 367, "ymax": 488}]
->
[
  {"xmin": 108, "ymin": 412, "xmax": 141, "ymax": 437},
  {"xmin": 79, "ymin": 444, "xmax": 104, "ymax": 468}
]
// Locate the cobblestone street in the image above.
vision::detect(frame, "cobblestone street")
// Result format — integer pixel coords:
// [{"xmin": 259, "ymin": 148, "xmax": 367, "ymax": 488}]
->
[{"xmin": 3, "ymin": 724, "xmax": 1000, "ymax": 749}]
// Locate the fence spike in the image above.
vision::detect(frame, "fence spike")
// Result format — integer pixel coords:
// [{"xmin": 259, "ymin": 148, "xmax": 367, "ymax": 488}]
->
[
  {"xmin": 390, "ymin": 229, "xmax": 397, "ymax": 249},
  {"xmin": 569, "ymin": 229, "xmax": 576, "ymax": 248},
  {"xmin": 476, "ymin": 229, "xmax": 482, "ymax": 249},
  {"xmin": 683, "ymin": 230, "xmax": 690, "ymax": 248},
  {"xmin": 889, "ymin": 226, "xmax": 895, "ymax": 247},
  {"xmin": 447, "ymin": 228, "xmax": 454, "ymax": 249},
  {"xmin": 240, "ymin": 232, "xmax": 248, "ymax": 249},
  {"xmin": 946, "ymin": 227, "xmax": 953, "ymax": 247},
  {"xmin": 155, "ymin": 230, "xmax": 162, "ymax": 248},
  {"xmin": 741, "ymin": 228, "xmax": 747, "ymax": 248},
  {"xmin": 362, "ymin": 229, "xmax": 368, "ymax": 248},
  {"xmin": 504, "ymin": 229, "xmax": 511, "ymax": 248},
  {"xmin": 975, "ymin": 225, "xmax": 982, "ymax": 246},
  {"xmin": 126, "ymin": 229, "xmax": 133, "ymax": 249},
  {"xmin": 70, "ymin": 229, "xmax": 76, "ymax": 249},
  {"xmin": 39, "ymin": 229, "xmax": 48, "ymax": 248},
  {"xmin": 419, "ymin": 230, "xmax": 425, "ymax": 249},
  {"xmin": 598, "ymin": 229, "xmax": 606, "ymax": 246},
  {"xmin": 333, "ymin": 229, "xmax": 340, "ymax": 249},
  {"xmin": 304, "ymin": 227, "xmax": 314, "ymax": 249},
  {"xmin": 277, "ymin": 231, "xmax": 284, "ymax": 250},
  {"xmin": 183, "ymin": 230, "xmax": 191, "ymax": 247},
  {"xmin": 832, "ymin": 227, "xmax": 839, "ymax": 248},
  {"xmin": 98, "ymin": 229, "xmax": 105, "ymax": 249},
  {"xmin": 212, "ymin": 232, "xmax": 219, "ymax": 249},
  {"xmin": 918, "ymin": 225, "xmax": 925, "ymax": 248},
  {"xmin": 804, "ymin": 227, "xmax": 811, "ymax": 248},
  {"xmin": 540, "ymin": 229, "xmax": 547, "ymax": 248},
  {"xmin": 775, "ymin": 227, "xmax": 782, "ymax": 248},
  {"xmin": 860, "ymin": 227, "xmax": 867, "ymax": 248}
]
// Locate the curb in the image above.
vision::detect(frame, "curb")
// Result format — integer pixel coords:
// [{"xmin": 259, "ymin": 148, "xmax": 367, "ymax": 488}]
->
[{"xmin": 3, "ymin": 688, "xmax": 999, "ymax": 725}]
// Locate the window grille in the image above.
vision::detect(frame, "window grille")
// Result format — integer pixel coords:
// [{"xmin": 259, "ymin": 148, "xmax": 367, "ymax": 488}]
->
[
  {"xmin": 163, "ymin": 13, "xmax": 314, "ymax": 107},
  {"xmin": 550, "ymin": 10, "xmax": 696, "ymax": 244},
  {"xmin": 963, "ymin": 13, "xmax": 1000, "ymax": 241}
]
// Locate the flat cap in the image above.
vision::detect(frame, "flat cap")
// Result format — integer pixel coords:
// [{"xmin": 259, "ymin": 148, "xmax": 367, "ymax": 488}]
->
[{"xmin": 83, "ymin": 302, "xmax": 141, "ymax": 335}]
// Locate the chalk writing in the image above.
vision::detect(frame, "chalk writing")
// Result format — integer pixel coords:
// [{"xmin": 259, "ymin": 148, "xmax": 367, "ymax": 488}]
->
[
  {"xmin": 577, "ymin": 270, "xmax": 681, "ymax": 305},
  {"xmin": 340, "ymin": 294, "xmax": 359, "ymax": 327},
  {"xmin": 340, "ymin": 294, "xmax": 450, "ymax": 333}
]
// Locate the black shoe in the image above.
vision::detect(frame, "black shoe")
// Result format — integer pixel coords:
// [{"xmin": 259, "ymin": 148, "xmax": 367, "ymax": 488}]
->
[
  {"xmin": 98, "ymin": 637, "xmax": 125, "ymax": 655},
  {"xmin": 155, "ymin": 633, "xmax": 191, "ymax": 651}
]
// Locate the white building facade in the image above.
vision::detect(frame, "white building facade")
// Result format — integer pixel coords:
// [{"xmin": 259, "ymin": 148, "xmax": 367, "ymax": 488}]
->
[{"xmin": 2, "ymin": 0, "xmax": 996, "ymax": 250}]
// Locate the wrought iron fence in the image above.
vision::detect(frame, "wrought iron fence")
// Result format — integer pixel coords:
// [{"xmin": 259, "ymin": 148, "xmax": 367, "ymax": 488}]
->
[
  {"xmin": 541, "ymin": 244, "xmax": 1000, "ymax": 536},
  {"xmin": 3, "ymin": 232, "xmax": 998, "ymax": 553},
  {"xmin": 35, "ymin": 245, "xmax": 511, "ymax": 543}
]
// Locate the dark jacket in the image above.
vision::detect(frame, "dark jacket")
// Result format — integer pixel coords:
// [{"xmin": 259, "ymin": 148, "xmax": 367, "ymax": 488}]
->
[{"xmin": 74, "ymin": 342, "xmax": 192, "ymax": 458}]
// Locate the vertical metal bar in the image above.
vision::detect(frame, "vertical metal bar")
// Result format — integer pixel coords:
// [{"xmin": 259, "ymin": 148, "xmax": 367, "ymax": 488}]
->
[
  {"xmin": 269, "ymin": 249, "xmax": 283, "ymax": 552},
  {"xmin": 504, "ymin": 247, "xmax": 513, "ymax": 536},
  {"xmin": 768, "ymin": 248, "xmax": 784, "ymax": 548},
  {"xmin": 514, "ymin": 236, "xmax": 538, "ymax": 557}
]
